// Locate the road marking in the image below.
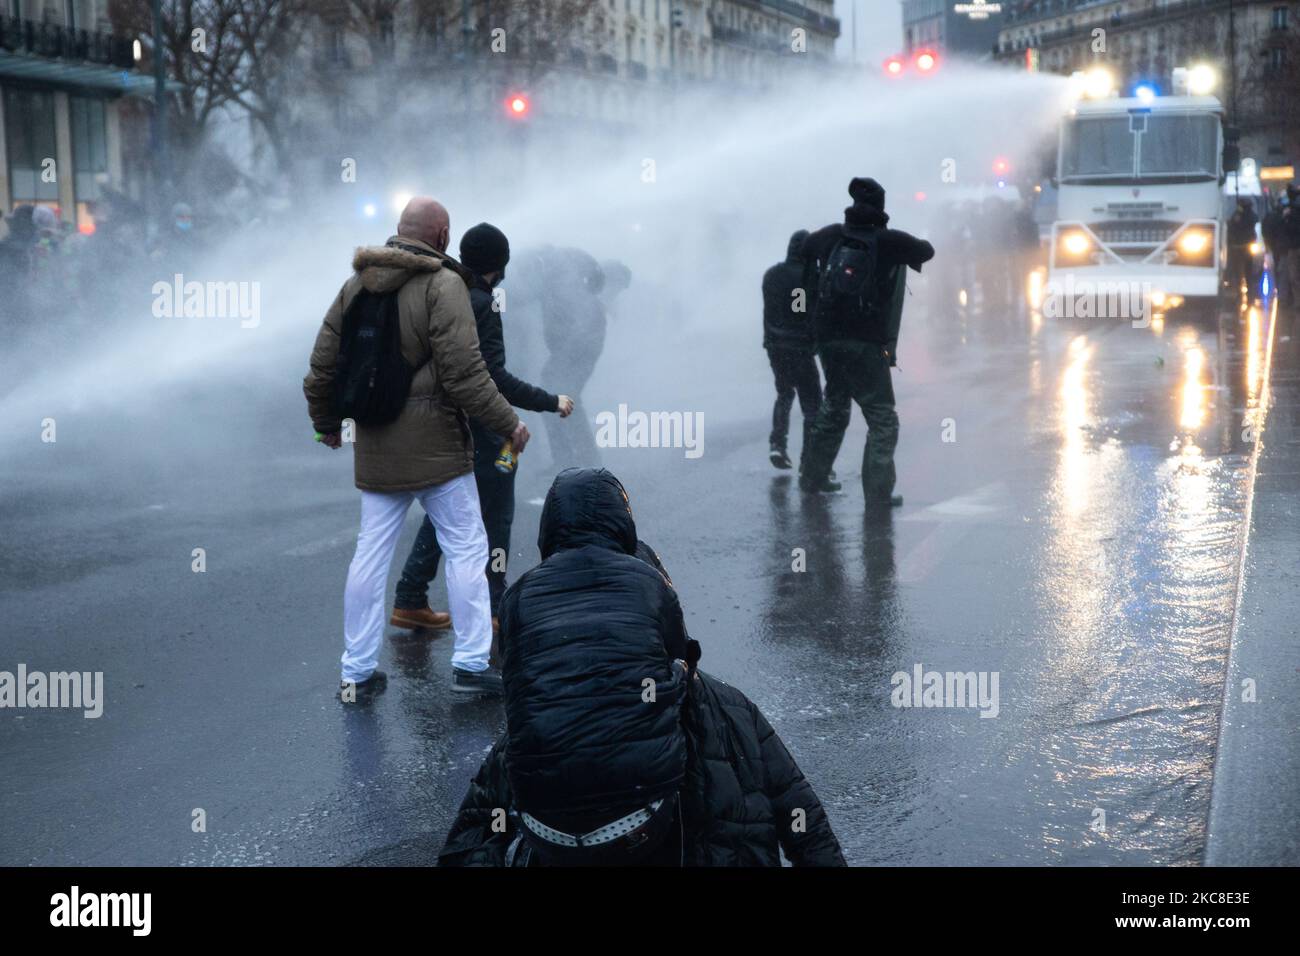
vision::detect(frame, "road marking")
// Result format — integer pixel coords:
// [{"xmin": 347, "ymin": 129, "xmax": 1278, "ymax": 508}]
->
[
  {"xmin": 899, "ymin": 481, "xmax": 1012, "ymax": 521},
  {"xmin": 896, "ymin": 482, "xmax": 1013, "ymax": 583}
]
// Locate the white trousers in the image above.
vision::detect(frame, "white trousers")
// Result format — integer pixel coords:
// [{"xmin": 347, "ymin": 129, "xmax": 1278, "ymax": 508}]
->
[{"xmin": 341, "ymin": 473, "xmax": 492, "ymax": 683}]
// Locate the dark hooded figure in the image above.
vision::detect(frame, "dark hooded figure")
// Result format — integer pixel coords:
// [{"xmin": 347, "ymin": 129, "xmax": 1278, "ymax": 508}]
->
[
  {"xmin": 762, "ymin": 229, "xmax": 824, "ymax": 472},
  {"xmin": 538, "ymin": 248, "xmax": 606, "ymax": 467},
  {"xmin": 0, "ymin": 205, "xmax": 38, "ymax": 330},
  {"xmin": 1225, "ymin": 198, "xmax": 1259, "ymax": 301},
  {"xmin": 799, "ymin": 177, "xmax": 934, "ymax": 506},
  {"xmin": 438, "ymin": 467, "xmax": 845, "ymax": 867}
]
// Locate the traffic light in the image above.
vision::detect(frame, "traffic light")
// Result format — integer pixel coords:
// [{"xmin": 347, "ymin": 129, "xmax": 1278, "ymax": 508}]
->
[
  {"xmin": 505, "ymin": 93, "xmax": 530, "ymax": 119},
  {"xmin": 913, "ymin": 49, "xmax": 939, "ymax": 73},
  {"xmin": 992, "ymin": 157, "xmax": 1011, "ymax": 176},
  {"xmin": 884, "ymin": 55, "xmax": 905, "ymax": 77}
]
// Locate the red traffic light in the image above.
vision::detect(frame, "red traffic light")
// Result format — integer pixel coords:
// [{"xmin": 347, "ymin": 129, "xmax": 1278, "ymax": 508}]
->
[
  {"xmin": 884, "ymin": 55, "xmax": 905, "ymax": 77},
  {"xmin": 506, "ymin": 94, "xmax": 530, "ymax": 118},
  {"xmin": 914, "ymin": 49, "xmax": 939, "ymax": 73},
  {"xmin": 992, "ymin": 157, "xmax": 1011, "ymax": 175}
]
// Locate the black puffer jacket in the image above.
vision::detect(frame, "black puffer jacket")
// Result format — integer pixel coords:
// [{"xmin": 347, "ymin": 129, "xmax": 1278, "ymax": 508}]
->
[
  {"xmin": 438, "ymin": 469, "xmax": 845, "ymax": 866},
  {"xmin": 500, "ymin": 467, "xmax": 690, "ymax": 817}
]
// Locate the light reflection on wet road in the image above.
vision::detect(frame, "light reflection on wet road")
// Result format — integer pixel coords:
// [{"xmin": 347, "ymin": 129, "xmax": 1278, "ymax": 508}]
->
[{"xmin": 0, "ymin": 288, "xmax": 1274, "ymax": 865}]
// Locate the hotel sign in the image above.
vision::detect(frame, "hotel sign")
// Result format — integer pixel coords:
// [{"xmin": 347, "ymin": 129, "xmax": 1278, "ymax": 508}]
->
[{"xmin": 954, "ymin": 1, "xmax": 1003, "ymax": 18}]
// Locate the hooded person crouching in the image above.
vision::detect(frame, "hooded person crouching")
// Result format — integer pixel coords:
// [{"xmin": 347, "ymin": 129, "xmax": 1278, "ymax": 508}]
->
[{"xmin": 438, "ymin": 467, "xmax": 845, "ymax": 866}]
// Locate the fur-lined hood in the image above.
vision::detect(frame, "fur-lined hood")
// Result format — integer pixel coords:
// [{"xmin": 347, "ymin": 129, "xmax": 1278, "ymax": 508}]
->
[{"xmin": 352, "ymin": 236, "xmax": 450, "ymax": 294}]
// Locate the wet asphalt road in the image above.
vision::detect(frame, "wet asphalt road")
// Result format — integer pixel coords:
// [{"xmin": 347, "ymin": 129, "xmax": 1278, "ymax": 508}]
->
[{"xmin": 0, "ymin": 287, "xmax": 1274, "ymax": 866}]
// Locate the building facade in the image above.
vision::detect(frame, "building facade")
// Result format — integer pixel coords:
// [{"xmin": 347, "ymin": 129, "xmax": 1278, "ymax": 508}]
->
[
  {"xmin": 0, "ymin": 0, "xmax": 156, "ymax": 230},
  {"xmin": 993, "ymin": 0, "xmax": 1298, "ymax": 165},
  {"xmin": 298, "ymin": 0, "xmax": 840, "ymax": 131},
  {"xmin": 902, "ymin": 0, "xmax": 1006, "ymax": 59}
]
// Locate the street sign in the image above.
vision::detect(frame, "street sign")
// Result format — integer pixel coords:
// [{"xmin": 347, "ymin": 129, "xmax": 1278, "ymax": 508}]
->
[{"xmin": 954, "ymin": 1, "xmax": 1003, "ymax": 19}]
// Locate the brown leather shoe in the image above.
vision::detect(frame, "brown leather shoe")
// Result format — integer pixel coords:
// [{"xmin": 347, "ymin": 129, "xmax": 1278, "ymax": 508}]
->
[{"xmin": 390, "ymin": 607, "xmax": 452, "ymax": 631}]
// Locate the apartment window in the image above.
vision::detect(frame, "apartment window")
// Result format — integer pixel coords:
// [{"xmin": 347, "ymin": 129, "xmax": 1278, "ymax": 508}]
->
[
  {"xmin": 1268, "ymin": 46, "xmax": 1287, "ymax": 72},
  {"xmin": 1272, "ymin": 6, "xmax": 1288, "ymax": 29},
  {"xmin": 70, "ymin": 96, "xmax": 107, "ymax": 232},
  {"xmin": 377, "ymin": 11, "xmax": 395, "ymax": 55},
  {"xmin": 3, "ymin": 88, "xmax": 59, "ymax": 208}
]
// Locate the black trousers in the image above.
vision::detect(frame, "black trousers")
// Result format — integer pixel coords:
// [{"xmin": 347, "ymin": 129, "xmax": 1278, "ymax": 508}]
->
[
  {"xmin": 395, "ymin": 421, "xmax": 516, "ymax": 616},
  {"xmin": 803, "ymin": 340, "xmax": 899, "ymax": 501},
  {"xmin": 1225, "ymin": 246, "xmax": 1256, "ymax": 298},
  {"xmin": 767, "ymin": 346, "xmax": 822, "ymax": 455}
]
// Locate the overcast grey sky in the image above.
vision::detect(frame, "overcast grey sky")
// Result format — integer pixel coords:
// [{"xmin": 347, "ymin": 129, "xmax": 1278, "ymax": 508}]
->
[{"xmin": 834, "ymin": 0, "xmax": 905, "ymax": 66}]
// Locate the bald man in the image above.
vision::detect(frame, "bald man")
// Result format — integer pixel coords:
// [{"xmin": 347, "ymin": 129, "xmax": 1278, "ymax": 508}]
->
[{"xmin": 305, "ymin": 197, "xmax": 531, "ymax": 700}]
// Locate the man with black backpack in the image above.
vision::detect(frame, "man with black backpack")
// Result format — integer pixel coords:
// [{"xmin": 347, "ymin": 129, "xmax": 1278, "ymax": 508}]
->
[
  {"xmin": 799, "ymin": 177, "xmax": 934, "ymax": 507},
  {"xmin": 304, "ymin": 197, "xmax": 530, "ymax": 701}
]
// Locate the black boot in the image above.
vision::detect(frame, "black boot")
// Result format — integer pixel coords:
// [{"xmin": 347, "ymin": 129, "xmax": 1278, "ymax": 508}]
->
[{"xmin": 800, "ymin": 474, "xmax": 843, "ymax": 494}]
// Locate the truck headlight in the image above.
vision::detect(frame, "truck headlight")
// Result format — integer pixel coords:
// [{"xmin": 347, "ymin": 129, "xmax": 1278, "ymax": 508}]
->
[
  {"xmin": 1177, "ymin": 229, "xmax": 1211, "ymax": 257},
  {"xmin": 1061, "ymin": 231, "xmax": 1092, "ymax": 257},
  {"xmin": 1249, "ymin": 241, "xmax": 1262, "ymax": 255}
]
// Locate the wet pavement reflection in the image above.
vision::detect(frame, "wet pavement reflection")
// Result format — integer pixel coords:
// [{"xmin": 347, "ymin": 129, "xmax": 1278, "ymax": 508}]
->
[{"xmin": 0, "ymin": 282, "xmax": 1280, "ymax": 866}]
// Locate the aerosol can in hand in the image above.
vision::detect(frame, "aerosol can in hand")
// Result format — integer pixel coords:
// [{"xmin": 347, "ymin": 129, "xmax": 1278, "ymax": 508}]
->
[{"xmin": 494, "ymin": 439, "xmax": 518, "ymax": 474}]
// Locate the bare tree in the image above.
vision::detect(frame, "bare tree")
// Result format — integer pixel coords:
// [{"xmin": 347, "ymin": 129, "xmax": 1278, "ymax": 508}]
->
[{"xmin": 108, "ymin": 0, "xmax": 308, "ymax": 187}]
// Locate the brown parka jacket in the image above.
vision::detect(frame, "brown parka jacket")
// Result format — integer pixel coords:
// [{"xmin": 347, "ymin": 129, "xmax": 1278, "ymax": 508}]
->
[{"xmin": 304, "ymin": 236, "xmax": 520, "ymax": 492}]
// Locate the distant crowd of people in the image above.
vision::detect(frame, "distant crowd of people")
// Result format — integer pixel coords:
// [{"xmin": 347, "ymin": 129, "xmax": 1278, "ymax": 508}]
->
[
  {"xmin": 1260, "ymin": 183, "xmax": 1300, "ymax": 341},
  {"xmin": 0, "ymin": 195, "xmax": 212, "ymax": 335}
]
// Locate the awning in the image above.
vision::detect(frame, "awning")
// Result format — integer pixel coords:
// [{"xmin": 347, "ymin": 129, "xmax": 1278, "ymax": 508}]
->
[{"xmin": 0, "ymin": 50, "xmax": 182, "ymax": 97}]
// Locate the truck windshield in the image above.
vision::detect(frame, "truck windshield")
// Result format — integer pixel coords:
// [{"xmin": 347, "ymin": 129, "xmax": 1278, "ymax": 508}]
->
[
  {"xmin": 1139, "ymin": 115, "xmax": 1218, "ymax": 178},
  {"xmin": 1060, "ymin": 113, "xmax": 1219, "ymax": 183},
  {"xmin": 1061, "ymin": 117, "xmax": 1135, "ymax": 179}
]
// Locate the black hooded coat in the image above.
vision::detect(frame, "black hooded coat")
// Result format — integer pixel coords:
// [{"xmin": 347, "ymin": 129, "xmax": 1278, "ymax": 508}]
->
[
  {"xmin": 437, "ymin": 468, "xmax": 845, "ymax": 866},
  {"xmin": 762, "ymin": 230, "xmax": 816, "ymax": 350}
]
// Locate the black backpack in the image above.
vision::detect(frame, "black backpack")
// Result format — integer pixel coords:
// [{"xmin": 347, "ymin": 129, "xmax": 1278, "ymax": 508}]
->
[
  {"xmin": 331, "ymin": 288, "xmax": 415, "ymax": 427},
  {"xmin": 814, "ymin": 226, "xmax": 880, "ymax": 331}
]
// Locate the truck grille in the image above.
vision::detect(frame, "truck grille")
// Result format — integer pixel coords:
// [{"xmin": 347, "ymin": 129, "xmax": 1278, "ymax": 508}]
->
[{"xmin": 1092, "ymin": 221, "xmax": 1179, "ymax": 246}]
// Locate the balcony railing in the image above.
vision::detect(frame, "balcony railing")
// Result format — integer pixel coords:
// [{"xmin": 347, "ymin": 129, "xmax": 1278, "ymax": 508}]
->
[{"xmin": 0, "ymin": 16, "xmax": 137, "ymax": 69}]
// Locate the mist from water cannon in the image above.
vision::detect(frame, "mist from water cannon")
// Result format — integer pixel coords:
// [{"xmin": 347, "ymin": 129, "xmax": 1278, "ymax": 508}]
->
[{"xmin": 0, "ymin": 63, "xmax": 1069, "ymax": 462}]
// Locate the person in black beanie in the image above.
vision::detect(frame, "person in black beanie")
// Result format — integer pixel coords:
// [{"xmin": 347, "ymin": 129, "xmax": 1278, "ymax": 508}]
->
[
  {"xmin": 799, "ymin": 177, "xmax": 935, "ymax": 507},
  {"xmin": 391, "ymin": 223, "xmax": 575, "ymax": 636}
]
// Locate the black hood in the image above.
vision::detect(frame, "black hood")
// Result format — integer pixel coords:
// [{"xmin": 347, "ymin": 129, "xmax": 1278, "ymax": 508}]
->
[
  {"xmin": 538, "ymin": 468, "xmax": 638, "ymax": 560},
  {"xmin": 786, "ymin": 229, "xmax": 810, "ymax": 262}
]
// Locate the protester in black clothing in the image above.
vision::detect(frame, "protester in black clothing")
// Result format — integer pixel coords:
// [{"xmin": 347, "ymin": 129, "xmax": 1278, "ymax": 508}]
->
[
  {"xmin": 391, "ymin": 223, "xmax": 574, "ymax": 632},
  {"xmin": 800, "ymin": 177, "xmax": 935, "ymax": 505},
  {"xmin": 1283, "ymin": 187, "xmax": 1300, "ymax": 334},
  {"xmin": 0, "ymin": 205, "xmax": 38, "ymax": 331},
  {"xmin": 762, "ymin": 229, "xmax": 822, "ymax": 470},
  {"xmin": 1263, "ymin": 198, "xmax": 1291, "ymax": 312},
  {"xmin": 539, "ymin": 247, "xmax": 607, "ymax": 467},
  {"xmin": 1225, "ymin": 199, "xmax": 1259, "ymax": 301},
  {"xmin": 438, "ymin": 467, "xmax": 845, "ymax": 867}
]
